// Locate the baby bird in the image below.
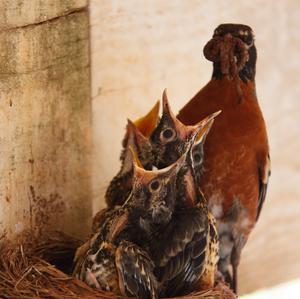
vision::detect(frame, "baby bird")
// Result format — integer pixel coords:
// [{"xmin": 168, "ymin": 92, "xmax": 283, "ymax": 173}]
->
[
  {"xmin": 150, "ymin": 90, "xmax": 220, "ymax": 293},
  {"xmin": 93, "ymin": 102, "xmax": 159, "ymax": 231},
  {"xmin": 105, "ymin": 101, "xmax": 160, "ymax": 208},
  {"xmin": 73, "ymin": 148, "xmax": 186, "ymax": 299},
  {"xmin": 151, "ymin": 90, "xmax": 220, "ymax": 170}
]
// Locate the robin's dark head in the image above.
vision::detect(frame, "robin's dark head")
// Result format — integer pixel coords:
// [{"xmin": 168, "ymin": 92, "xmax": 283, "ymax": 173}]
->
[
  {"xmin": 105, "ymin": 102, "xmax": 160, "ymax": 208},
  {"xmin": 129, "ymin": 147, "xmax": 186, "ymax": 227},
  {"xmin": 213, "ymin": 23, "xmax": 254, "ymax": 47},
  {"xmin": 150, "ymin": 89, "xmax": 220, "ymax": 169},
  {"xmin": 204, "ymin": 23, "xmax": 257, "ymax": 81}
]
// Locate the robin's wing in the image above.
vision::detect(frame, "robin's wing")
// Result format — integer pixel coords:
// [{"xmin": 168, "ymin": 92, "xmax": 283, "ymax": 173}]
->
[
  {"xmin": 72, "ymin": 239, "xmax": 92, "ymax": 277},
  {"xmin": 256, "ymin": 153, "xmax": 271, "ymax": 221},
  {"xmin": 160, "ymin": 231, "xmax": 208, "ymax": 297},
  {"xmin": 115, "ymin": 240, "xmax": 158, "ymax": 299},
  {"xmin": 157, "ymin": 208, "xmax": 207, "ymax": 267},
  {"xmin": 156, "ymin": 208, "xmax": 208, "ymax": 296},
  {"xmin": 73, "ymin": 208, "xmax": 127, "ymax": 277}
]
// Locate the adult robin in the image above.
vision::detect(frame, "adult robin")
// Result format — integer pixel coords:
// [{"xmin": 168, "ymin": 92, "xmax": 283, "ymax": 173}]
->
[{"xmin": 177, "ymin": 23, "xmax": 271, "ymax": 292}]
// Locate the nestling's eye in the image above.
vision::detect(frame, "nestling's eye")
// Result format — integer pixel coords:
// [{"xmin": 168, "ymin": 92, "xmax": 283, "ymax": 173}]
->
[
  {"xmin": 160, "ymin": 128, "xmax": 176, "ymax": 142},
  {"xmin": 149, "ymin": 180, "xmax": 161, "ymax": 192}
]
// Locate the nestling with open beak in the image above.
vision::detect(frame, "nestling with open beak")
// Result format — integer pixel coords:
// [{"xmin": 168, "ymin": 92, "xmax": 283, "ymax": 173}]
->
[
  {"xmin": 177, "ymin": 23, "xmax": 270, "ymax": 292},
  {"xmin": 73, "ymin": 147, "xmax": 186, "ymax": 299},
  {"xmin": 149, "ymin": 90, "xmax": 220, "ymax": 294},
  {"xmin": 105, "ymin": 101, "xmax": 160, "ymax": 208},
  {"xmin": 150, "ymin": 90, "xmax": 220, "ymax": 171},
  {"xmin": 92, "ymin": 102, "xmax": 160, "ymax": 231}
]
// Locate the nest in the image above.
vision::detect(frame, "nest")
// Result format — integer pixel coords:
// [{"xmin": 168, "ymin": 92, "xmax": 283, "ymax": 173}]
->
[{"xmin": 0, "ymin": 232, "xmax": 236, "ymax": 299}]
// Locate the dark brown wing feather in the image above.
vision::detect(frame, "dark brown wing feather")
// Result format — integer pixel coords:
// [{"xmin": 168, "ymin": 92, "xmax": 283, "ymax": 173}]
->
[
  {"xmin": 92, "ymin": 208, "xmax": 110, "ymax": 232},
  {"xmin": 115, "ymin": 240, "xmax": 158, "ymax": 299},
  {"xmin": 155, "ymin": 207, "xmax": 209, "ymax": 297},
  {"xmin": 160, "ymin": 232, "xmax": 207, "ymax": 297},
  {"xmin": 156, "ymin": 207, "xmax": 207, "ymax": 267}
]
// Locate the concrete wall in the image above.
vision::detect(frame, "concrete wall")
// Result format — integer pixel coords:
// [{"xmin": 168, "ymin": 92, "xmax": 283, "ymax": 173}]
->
[
  {"xmin": 0, "ymin": 1, "xmax": 92, "ymax": 240},
  {"xmin": 90, "ymin": 0, "xmax": 300, "ymax": 294}
]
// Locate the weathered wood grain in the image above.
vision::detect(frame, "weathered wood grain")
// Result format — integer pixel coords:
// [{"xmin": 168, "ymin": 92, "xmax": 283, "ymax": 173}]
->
[
  {"xmin": 90, "ymin": 0, "xmax": 300, "ymax": 294},
  {"xmin": 0, "ymin": 3, "xmax": 92, "ymax": 240}
]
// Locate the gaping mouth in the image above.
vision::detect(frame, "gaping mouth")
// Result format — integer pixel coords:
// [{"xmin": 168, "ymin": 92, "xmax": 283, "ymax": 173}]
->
[{"xmin": 203, "ymin": 32, "xmax": 250, "ymax": 77}]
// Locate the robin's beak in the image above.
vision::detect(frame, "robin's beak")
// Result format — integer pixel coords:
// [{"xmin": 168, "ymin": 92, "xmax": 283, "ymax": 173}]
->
[
  {"xmin": 162, "ymin": 89, "xmax": 221, "ymax": 142},
  {"xmin": 155, "ymin": 147, "xmax": 187, "ymax": 177},
  {"xmin": 185, "ymin": 110, "xmax": 221, "ymax": 142},
  {"xmin": 126, "ymin": 119, "xmax": 149, "ymax": 148},
  {"xmin": 131, "ymin": 144, "xmax": 185, "ymax": 184},
  {"xmin": 120, "ymin": 133, "xmax": 144, "ymax": 175},
  {"xmin": 162, "ymin": 89, "xmax": 177, "ymax": 120},
  {"xmin": 161, "ymin": 89, "xmax": 193, "ymax": 140},
  {"xmin": 130, "ymin": 145, "xmax": 159, "ymax": 184},
  {"xmin": 129, "ymin": 145, "xmax": 144, "ymax": 169},
  {"xmin": 195, "ymin": 118, "xmax": 214, "ymax": 145},
  {"xmin": 134, "ymin": 101, "xmax": 160, "ymax": 138}
]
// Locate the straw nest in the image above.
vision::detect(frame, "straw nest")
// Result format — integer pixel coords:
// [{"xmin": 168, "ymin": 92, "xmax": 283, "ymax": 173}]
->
[{"xmin": 0, "ymin": 232, "xmax": 236, "ymax": 299}]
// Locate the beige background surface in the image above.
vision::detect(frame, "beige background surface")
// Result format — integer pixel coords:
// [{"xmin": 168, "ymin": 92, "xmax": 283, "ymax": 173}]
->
[{"xmin": 90, "ymin": 0, "xmax": 300, "ymax": 294}]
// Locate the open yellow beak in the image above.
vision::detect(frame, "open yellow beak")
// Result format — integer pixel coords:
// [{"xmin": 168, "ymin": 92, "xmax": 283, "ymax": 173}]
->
[{"xmin": 134, "ymin": 101, "xmax": 160, "ymax": 138}]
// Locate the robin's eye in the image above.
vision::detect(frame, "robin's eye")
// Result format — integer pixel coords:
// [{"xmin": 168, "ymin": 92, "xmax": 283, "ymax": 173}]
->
[
  {"xmin": 149, "ymin": 180, "xmax": 161, "ymax": 192},
  {"xmin": 160, "ymin": 128, "xmax": 176, "ymax": 142}
]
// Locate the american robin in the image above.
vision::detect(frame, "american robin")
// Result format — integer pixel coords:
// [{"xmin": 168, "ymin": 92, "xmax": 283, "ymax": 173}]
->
[
  {"xmin": 105, "ymin": 101, "xmax": 160, "ymax": 208},
  {"xmin": 177, "ymin": 24, "xmax": 271, "ymax": 292},
  {"xmin": 92, "ymin": 102, "xmax": 160, "ymax": 231},
  {"xmin": 150, "ymin": 90, "xmax": 220, "ymax": 171},
  {"xmin": 73, "ymin": 147, "xmax": 186, "ymax": 299},
  {"xmin": 150, "ymin": 90, "xmax": 220, "ymax": 293}
]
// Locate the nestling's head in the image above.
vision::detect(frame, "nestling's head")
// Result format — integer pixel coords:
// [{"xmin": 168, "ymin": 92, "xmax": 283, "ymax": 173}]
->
[
  {"xmin": 129, "ymin": 147, "xmax": 186, "ymax": 227},
  {"xmin": 150, "ymin": 89, "xmax": 220, "ymax": 169},
  {"xmin": 105, "ymin": 102, "xmax": 160, "ymax": 208}
]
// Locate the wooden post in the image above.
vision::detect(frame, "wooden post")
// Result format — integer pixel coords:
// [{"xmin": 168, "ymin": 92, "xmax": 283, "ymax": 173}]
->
[{"xmin": 0, "ymin": 1, "xmax": 92, "ymax": 240}]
